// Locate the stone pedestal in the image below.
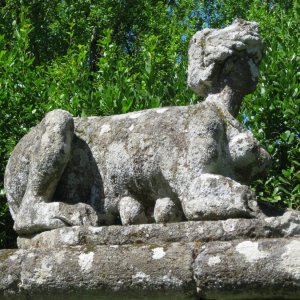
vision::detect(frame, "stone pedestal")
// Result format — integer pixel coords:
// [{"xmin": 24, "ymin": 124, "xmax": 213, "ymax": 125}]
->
[{"xmin": 1, "ymin": 212, "xmax": 300, "ymax": 299}]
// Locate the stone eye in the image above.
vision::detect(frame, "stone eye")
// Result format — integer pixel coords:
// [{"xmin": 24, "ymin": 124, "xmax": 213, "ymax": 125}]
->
[{"xmin": 194, "ymin": 38, "xmax": 197, "ymax": 44}]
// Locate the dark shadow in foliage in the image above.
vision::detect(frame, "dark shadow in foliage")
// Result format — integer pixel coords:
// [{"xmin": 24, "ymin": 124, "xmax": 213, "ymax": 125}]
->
[
  {"xmin": 0, "ymin": 196, "xmax": 17, "ymax": 249},
  {"xmin": 257, "ymin": 201, "xmax": 286, "ymax": 217}
]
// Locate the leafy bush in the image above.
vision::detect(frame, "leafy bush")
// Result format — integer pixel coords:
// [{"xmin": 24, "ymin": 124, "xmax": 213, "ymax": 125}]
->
[{"xmin": 242, "ymin": 1, "xmax": 300, "ymax": 209}]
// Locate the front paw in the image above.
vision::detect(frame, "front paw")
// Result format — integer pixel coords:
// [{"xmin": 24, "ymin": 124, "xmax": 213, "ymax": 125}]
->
[
  {"xmin": 55, "ymin": 202, "xmax": 98, "ymax": 226},
  {"xmin": 14, "ymin": 214, "xmax": 65, "ymax": 235},
  {"xmin": 14, "ymin": 202, "xmax": 66, "ymax": 235}
]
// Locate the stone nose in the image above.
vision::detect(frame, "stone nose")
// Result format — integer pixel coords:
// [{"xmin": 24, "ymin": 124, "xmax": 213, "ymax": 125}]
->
[{"xmin": 258, "ymin": 146, "xmax": 272, "ymax": 174}]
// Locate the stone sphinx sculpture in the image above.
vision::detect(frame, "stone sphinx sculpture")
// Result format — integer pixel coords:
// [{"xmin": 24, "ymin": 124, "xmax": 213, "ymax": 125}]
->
[{"xmin": 4, "ymin": 20, "xmax": 271, "ymax": 235}]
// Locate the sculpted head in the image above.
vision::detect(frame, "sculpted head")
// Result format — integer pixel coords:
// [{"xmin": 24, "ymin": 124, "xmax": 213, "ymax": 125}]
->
[{"xmin": 188, "ymin": 19, "xmax": 264, "ymax": 99}]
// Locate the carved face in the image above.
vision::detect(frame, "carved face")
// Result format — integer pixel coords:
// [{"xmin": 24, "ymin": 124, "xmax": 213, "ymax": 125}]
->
[
  {"xmin": 188, "ymin": 20, "xmax": 264, "ymax": 97},
  {"xmin": 219, "ymin": 54, "xmax": 260, "ymax": 95}
]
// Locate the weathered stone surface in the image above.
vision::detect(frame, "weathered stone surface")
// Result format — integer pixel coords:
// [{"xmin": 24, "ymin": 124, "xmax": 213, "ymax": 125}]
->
[
  {"xmin": 0, "ymin": 243, "xmax": 196, "ymax": 299},
  {"xmin": 0, "ymin": 249, "xmax": 23, "ymax": 297},
  {"xmin": 5, "ymin": 101, "xmax": 271, "ymax": 234},
  {"xmin": 194, "ymin": 238, "xmax": 300, "ymax": 299},
  {"xmin": 154, "ymin": 197, "xmax": 183, "ymax": 223},
  {"xmin": 188, "ymin": 19, "xmax": 263, "ymax": 107},
  {"xmin": 2, "ymin": 237, "xmax": 300, "ymax": 299},
  {"xmin": 182, "ymin": 174, "xmax": 258, "ymax": 220},
  {"xmin": 4, "ymin": 110, "xmax": 98, "ymax": 235},
  {"xmin": 17, "ymin": 211, "xmax": 300, "ymax": 249},
  {"xmin": 119, "ymin": 196, "xmax": 147, "ymax": 225},
  {"xmin": 4, "ymin": 19, "xmax": 271, "ymax": 235},
  {"xmin": 5, "ymin": 109, "xmax": 74, "ymax": 218}
]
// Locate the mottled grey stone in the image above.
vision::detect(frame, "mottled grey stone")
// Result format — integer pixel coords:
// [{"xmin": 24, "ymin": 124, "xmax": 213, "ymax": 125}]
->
[
  {"xmin": 5, "ymin": 100, "xmax": 270, "ymax": 234},
  {"xmin": 2, "ymin": 19, "xmax": 300, "ymax": 300},
  {"xmin": 2, "ymin": 238, "xmax": 300, "ymax": 299},
  {"xmin": 0, "ymin": 20, "xmax": 300, "ymax": 300},
  {"xmin": 154, "ymin": 197, "xmax": 183, "ymax": 223},
  {"xmin": 0, "ymin": 243, "xmax": 196, "ymax": 299},
  {"xmin": 119, "ymin": 196, "xmax": 147, "ymax": 225},
  {"xmin": 182, "ymin": 174, "xmax": 258, "ymax": 220},
  {"xmin": 188, "ymin": 19, "xmax": 263, "ymax": 104},
  {"xmin": 17, "ymin": 211, "xmax": 300, "ymax": 249},
  {"xmin": 193, "ymin": 238, "xmax": 300, "ymax": 299},
  {"xmin": 4, "ymin": 110, "xmax": 98, "ymax": 235},
  {"xmin": 0, "ymin": 249, "xmax": 23, "ymax": 298}
]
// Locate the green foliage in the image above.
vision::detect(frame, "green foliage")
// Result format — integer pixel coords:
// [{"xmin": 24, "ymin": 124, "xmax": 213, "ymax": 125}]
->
[
  {"xmin": 0, "ymin": 0, "xmax": 299, "ymax": 247},
  {"xmin": 242, "ymin": 1, "xmax": 300, "ymax": 209}
]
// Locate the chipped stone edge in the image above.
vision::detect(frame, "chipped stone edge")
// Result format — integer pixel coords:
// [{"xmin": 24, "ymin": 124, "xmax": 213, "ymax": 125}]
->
[{"xmin": 17, "ymin": 214, "xmax": 300, "ymax": 249}]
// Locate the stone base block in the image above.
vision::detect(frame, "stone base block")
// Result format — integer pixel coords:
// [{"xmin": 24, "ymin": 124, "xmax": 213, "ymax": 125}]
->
[{"xmin": 1, "ymin": 238, "xmax": 300, "ymax": 299}]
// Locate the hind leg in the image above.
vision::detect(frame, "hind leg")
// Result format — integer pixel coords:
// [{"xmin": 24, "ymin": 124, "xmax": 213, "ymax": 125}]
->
[{"xmin": 15, "ymin": 110, "xmax": 97, "ymax": 234}]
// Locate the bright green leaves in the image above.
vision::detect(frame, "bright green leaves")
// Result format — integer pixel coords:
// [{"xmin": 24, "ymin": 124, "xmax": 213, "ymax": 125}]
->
[
  {"xmin": 280, "ymin": 131, "xmax": 295, "ymax": 144},
  {"xmin": 258, "ymin": 159, "xmax": 300, "ymax": 209},
  {"xmin": 46, "ymin": 45, "xmax": 91, "ymax": 115},
  {"xmin": 240, "ymin": 1, "xmax": 300, "ymax": 208}
]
